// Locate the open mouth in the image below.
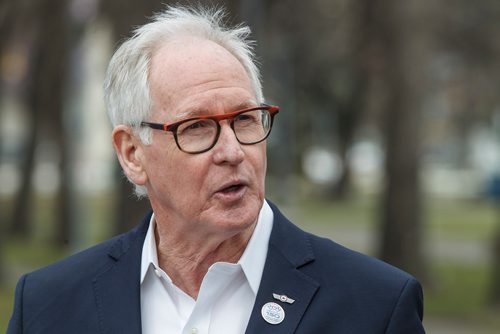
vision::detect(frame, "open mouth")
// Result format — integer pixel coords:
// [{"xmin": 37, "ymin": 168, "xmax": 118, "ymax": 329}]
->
[{"xmin": 221, "ymin": 184, "xmax": 244, "ymax": 193}]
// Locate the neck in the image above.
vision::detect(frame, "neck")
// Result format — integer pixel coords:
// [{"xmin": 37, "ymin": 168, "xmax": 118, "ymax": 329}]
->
[{"xmin": 153, "ymin": 217, "xmax": 256, "ymax": 299}]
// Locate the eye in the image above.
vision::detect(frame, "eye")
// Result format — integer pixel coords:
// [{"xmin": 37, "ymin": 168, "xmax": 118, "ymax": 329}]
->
[
  {"xmin": 186, "ymin": 120, "xmax": 210, "ymax": 130},
  {"xmin": 235, "ymin": 112, "xmax": 259, "ymax": 124},
  {"xmin": 236, "ymin": 114, "xmax": 252, "ymax": 121},
  {"xmin": 178, "ymin": 119, "xmax": 216, "ymax": 136}
]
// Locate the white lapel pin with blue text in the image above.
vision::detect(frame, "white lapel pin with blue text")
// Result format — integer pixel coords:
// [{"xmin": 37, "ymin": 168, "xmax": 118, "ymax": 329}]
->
[{"xmin": 261, "ymin": 302, "xmax": 285, "ymax": 325}]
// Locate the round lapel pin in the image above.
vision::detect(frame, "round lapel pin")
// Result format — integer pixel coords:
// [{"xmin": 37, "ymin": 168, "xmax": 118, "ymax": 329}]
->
[{"xmin": 261, "ymin": 302, "xmax": 285, "ymax": 325}]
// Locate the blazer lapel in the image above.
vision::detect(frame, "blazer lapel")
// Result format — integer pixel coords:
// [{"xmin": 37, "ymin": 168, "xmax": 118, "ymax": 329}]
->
[
  {"xmin": 91, "ymin": 205, "xmax": 317, "ymax": 333},
  {"xmin": 92, "ymin": 213, "xmax": 151, "ymax": 334},
  {"xmin": 245, "ymin": 203, "xmax": 319, "ymax": 333}
]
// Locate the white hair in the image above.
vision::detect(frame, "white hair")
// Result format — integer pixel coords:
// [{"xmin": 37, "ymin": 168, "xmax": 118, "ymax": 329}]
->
[{"xmin": 103, "ymin": 5, "xmax": 264, "ymax": 198}]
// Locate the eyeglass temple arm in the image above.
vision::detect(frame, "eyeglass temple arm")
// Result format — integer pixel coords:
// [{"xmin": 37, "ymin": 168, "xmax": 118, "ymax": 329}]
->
[
  {"xmin": 265, "ymin": 105, "xmax": 279, "ymax": 115},
  {"xmin": 141, "ymin": 121, "xmax": 169, "ymax": 131}
]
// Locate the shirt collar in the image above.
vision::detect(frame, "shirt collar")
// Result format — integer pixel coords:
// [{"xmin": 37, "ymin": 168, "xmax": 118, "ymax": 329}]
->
[
  {"xmin": 140, "ymin": 214, "xmax": 160, "ymax": 284},
  {"xmin": 237, "ymin": 200, "xmax": 273, "ymax": 294},
  {"xmin": 140, "ymin": 200, "xmax": 274, "ymax": 294}
]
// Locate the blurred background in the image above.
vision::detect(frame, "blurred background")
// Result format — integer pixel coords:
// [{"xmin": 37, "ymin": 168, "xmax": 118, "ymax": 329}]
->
[{"xmin": 1, "ymin": 0, "xmax": 500, "ymax": 332}]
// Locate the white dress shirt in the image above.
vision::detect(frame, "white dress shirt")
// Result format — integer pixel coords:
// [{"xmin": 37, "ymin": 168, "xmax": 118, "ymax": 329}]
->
[{"xmin": 140, "ymin": 200, "xmax": 274, "ymax": 334}]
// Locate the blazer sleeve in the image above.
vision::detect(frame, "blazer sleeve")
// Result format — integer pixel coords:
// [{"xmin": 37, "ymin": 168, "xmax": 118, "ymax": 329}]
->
[
  {"xmin": 7, "ymin": 274, "xmax": 27, "ymax": 334},
  {"xmin": 385, "ymin": 277, "xmax": 425, "ymax": 334}
]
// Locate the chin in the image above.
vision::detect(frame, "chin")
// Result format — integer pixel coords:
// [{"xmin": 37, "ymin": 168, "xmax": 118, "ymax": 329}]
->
[{"xmin": 213, "ymin": 198, "xmax": 262, "ymax": 232}]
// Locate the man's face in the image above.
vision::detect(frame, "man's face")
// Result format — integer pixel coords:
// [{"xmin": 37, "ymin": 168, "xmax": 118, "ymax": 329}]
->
[{"xmin": 139, "ymin": 38, "xmax": 267, "ymax": 237}]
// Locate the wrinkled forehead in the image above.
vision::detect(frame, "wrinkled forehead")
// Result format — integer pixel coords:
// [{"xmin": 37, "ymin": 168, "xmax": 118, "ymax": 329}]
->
[
  {"xmin": 148, "ymin": 37, "xmax": 255, "ymax": 119},
  {"xmin": 174, "ymin": 99, "xmax": 259, "ymax": 120}
]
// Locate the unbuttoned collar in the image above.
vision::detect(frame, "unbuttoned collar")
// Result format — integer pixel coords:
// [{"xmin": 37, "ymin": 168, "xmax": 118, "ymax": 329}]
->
[
  {"xmin": 140, "ymin": 214, "xmax": 161, "ymax": 285},
  {"xmin": 140, "ymin": 200, "xmax": 274, "ymax": 295}
]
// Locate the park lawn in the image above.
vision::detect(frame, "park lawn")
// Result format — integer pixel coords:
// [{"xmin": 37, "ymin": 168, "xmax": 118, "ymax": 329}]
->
[
  {"xmin": 424, "ymin": 262, "xmax": 500, "ymax": 331},
  {"xmin": 279, "ymin": 194, "xmax": 498, "ymax": 242},
  {"xmin": 0, "ymin": 286, "xmax": 15, "ymax": 333}
]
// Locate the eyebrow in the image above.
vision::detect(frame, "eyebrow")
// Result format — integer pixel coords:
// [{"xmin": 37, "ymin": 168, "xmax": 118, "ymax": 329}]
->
[{"xmin": 173, "ymin": 99, "xmax": 258, "ymax": 120}]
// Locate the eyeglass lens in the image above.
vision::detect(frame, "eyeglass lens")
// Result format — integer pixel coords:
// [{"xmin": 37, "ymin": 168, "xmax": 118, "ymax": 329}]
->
[{"xmin": 176, "ymin": 109, "xmax": 271, "ymax": 153}]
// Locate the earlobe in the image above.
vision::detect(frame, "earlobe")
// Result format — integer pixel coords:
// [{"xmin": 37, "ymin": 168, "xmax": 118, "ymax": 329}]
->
[{"xmin": 111, "ymin": 125, "xmax": 148, "ymax": 186}]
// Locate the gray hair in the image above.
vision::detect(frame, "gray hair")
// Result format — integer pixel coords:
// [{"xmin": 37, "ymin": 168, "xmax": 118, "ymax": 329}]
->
[{"xmin": 103, "ymin": 6, "xmax": 264, "ymax": 198}]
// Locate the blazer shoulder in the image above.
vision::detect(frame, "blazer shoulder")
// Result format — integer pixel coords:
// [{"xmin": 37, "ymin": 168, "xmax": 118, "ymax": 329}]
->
[
  {"xmin": 10, "ymin": 214, "xmax": 151, "ymax": 333},
  {"xmin": 268, "ymin": 201, "xmax": 416, "ymax": 287},
  {"xmin": 296, "ymin": 234, "xmax": 424, "ymax": 333}
]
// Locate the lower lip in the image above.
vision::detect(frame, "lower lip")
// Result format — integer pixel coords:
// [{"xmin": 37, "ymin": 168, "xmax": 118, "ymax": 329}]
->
[{"xmin": 215, "ymin": 185, "xmax": 247, "ymax": 202}]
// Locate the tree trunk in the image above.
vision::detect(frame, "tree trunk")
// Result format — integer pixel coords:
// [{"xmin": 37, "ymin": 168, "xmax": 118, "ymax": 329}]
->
[
  {"xmin": 9, "ymin": 116, "xmax": 37, "ymax": 236},
  {"xmin": 10, "ymin": 0, "xmax": 73, "ymax": 245},
  {"xmin": 35, "ymin": 0, "xmax": 72, "ymax": 246},
  {"xmin": 377, "ymin": 0, "xmax": 431, "ymax": 282},
  {"xmin": 329, "ymin": 0, "xmax": 378, "ymax": 200},
  {"xmin": 8, "ymin": 1, "xmax": 40, "ymax": 237}
]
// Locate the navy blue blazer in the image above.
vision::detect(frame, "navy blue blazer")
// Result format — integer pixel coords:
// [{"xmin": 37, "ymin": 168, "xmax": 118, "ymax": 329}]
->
[{"xmin": 8, "ymin": 202, "xmax": 425, "ymax": 333}]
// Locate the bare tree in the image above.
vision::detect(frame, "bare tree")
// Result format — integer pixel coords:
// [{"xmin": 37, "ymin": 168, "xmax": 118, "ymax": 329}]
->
[
  {"xmin": 7, "ymin": 0, "xmax": 40, "ymax": 238},
  {"xmin": 0, "ymin": 0, "xmax": 43, "ymax": 283},
  {"xmin": 256, "ymin": 0, "xmax": 372, "ymax": 200},
  {"xmin": 8, "ymin": 0, "xmax": 73, "ymax": 248},
  {"xmin": 375, "ymin": 0, "xmax": 432, "ymax": 281},
  {"xmin": 418, "ymin": 0, "xmax": 500, "ymax": 300},
  {"xmin": 327, "ymin": 0, "xmax": 375, "ymax": 199},
  {"xmin": 0, "ymin": 0, "xmax": 19, "ymax": 284}
]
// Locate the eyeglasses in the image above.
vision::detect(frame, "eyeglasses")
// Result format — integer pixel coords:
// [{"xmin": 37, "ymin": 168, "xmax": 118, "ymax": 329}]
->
[{"xmin": 140, "ymin": 104, "xmax": 279, "ymax": 154}]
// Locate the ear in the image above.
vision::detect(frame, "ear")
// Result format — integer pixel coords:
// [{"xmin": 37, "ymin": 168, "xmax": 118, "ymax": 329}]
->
[{"xmin": 111, "ymin": 125, "xmax": 148, "ymax": 186}]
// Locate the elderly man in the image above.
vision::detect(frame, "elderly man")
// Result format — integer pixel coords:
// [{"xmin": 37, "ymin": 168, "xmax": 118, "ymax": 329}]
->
[{"xmin": 8, "ymin": 6, "xmax": 425, "ymax": 334}]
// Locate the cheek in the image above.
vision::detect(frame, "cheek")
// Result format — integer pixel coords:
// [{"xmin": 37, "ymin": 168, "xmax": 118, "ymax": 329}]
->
[
  {"xmin": 248, "ymin": 145, "xmax": 267, "ymax": 187},
  {"xmin": 256, "ymin": 143, "xmax": 267, "ymax": 171},
  {"xmin": 147, "ymin": 155, "xmax": 211, "ymax": 212},
  {"xmin": 161, "ymin": 153, "xmax": 212, "ymax": 196},
  {"xmin": 143, "ymin": 140, "xmax": 181, "ymax": 190}
]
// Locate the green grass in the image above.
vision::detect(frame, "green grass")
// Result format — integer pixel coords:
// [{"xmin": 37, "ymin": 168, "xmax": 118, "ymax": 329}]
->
[
  {"xmin": 0, "ymin": 285, "xmax": 15, "ymax": 333},
  {"xmin": 428, "ymin": 199, "xmax": 498, "ymax": 241},
  {"xmin": 278, "ymin": 194, "xmax": 498, "ymax": 242},
  {"xmin": 425, "ymin": 263, "xmax": 490, "ymax": 315},
  {"xmin": 424, "ymin": 262, "xmax": 500, "ymax": 330},
  {"xmin": 5, "ymin": 238, "xmax": 69, "ymax": 268},
  {"xmin": 278, "ymin": 195, "xmax": 377, "ymax": 228}
]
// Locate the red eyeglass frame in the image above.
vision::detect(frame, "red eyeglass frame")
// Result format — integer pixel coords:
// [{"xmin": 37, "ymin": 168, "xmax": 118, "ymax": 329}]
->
[
  {"xmin": 140, "ymin": 104, "xmax": 280, "ymax": 153},
  {"xmin": 141, "ymin": 104, "xmax": 279, "ymax": 131}
]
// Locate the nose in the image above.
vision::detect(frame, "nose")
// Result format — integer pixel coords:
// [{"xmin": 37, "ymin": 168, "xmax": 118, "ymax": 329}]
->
[{"xmin": 212, "ymin": 122, "xmax": 245, "ymax": 165}]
